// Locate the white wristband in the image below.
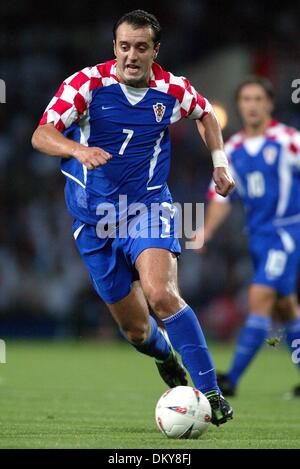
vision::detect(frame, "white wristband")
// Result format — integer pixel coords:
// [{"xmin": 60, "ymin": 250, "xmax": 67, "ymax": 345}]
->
[{"xmin": 212, "ymin": 150, "xmax": 229, "ymax": 168}]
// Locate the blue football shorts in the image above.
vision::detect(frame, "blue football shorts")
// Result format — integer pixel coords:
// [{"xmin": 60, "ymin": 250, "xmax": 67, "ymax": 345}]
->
[
  {"xmin": 250, "ymin": 225, "xmax": 300, "ymax": 296},
  {"xmin": 72, "ymin": 202, "xmax": 181, "ymax": 304}
]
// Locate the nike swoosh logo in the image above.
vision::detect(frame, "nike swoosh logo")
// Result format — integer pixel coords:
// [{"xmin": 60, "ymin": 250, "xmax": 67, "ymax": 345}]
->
[
  {"xmin": 198, "ymin": 367, "xmax": 214, "ymax": 376},
  {"xmin": 102, "ymin": 105, "xmax": 114, "ymax": 110}
]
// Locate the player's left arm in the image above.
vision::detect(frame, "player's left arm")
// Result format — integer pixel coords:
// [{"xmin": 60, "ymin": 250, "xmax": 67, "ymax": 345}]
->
[
  {"xmin": 196, "ymin": 112, "xmax": 235, "ymax": 197},
  {"xmin": 180, "ymin": 78, "xmax": 234, "ymax": 197}
]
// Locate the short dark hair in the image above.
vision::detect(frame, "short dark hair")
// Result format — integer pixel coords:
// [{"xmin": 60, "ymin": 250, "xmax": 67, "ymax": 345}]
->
[
  {"xmin": 235, "ymin": 76, "xmax": 275, "ymax": 102},
  {"xmin": 113, "ymin": 9, "xmax": 161, "ymax": 45}
]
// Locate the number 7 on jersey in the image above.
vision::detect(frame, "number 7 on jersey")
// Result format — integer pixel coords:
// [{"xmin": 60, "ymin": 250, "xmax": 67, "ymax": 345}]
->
[{"xmin": 119, "ymin": 129, "xmax": 134, "ymax": 155}]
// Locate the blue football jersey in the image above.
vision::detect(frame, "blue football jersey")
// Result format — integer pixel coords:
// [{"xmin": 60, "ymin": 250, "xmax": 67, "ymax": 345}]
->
[
  {"xmin": 208, "ymin": 121, "xmax": 300, "ymax": 235},
  {"xmin": 40, "ymin": 59, "xmax": 211, "ymax": 224}
]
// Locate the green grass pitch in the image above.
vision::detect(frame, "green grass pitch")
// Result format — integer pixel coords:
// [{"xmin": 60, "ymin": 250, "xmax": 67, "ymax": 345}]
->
[{"xmin": 0, "ymin": 339, "xmax": 299, "ymax": 449}]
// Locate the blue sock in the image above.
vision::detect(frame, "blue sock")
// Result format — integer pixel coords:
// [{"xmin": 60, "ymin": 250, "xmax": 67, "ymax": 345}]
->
[
  {"xmin": 284, "ymin": 317, "xmax": 300, "ymax": 372},
  {"xmin": 120, "ymin": 315, "xmax": 171, "ymax": 361},
  {"xmin": 162, "ymin": 305, "xmax": 219, "ymax": 394},
  {"xmin": 228, "ymin": 314, "xmax": 271, "ymax": 387}
]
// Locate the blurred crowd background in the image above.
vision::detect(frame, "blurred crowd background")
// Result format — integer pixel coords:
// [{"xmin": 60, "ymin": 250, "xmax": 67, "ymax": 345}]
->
[{"xmin": 1, "ymin": 0, "xmax": 300, "ymax": 340}]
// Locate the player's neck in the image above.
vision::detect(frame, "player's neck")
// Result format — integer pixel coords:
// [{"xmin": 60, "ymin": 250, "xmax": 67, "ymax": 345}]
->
[
  {"xmin": 116, "ymin": 70, "xmax": 150, "ymax": 88},
  {"xmin": 243, "ymin": 118, "xmax": 272, "ymax": 138}
]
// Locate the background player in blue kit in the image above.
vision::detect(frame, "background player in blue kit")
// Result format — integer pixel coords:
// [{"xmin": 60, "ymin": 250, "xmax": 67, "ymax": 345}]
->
[
  {"xmin": 194, "ymin": 76, "xmax": 300, "ymax": 398},
  {"xmin": 31, "ymin": 10, "xmax": 235, "ymax": 425}
]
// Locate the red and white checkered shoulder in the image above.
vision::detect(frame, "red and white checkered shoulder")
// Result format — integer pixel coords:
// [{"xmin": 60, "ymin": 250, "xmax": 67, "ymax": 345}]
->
[
  {"xmin": 224, "ymin": 132, "xmax": 244, "ymax": 157},
  {"xmin": 266, "ymin": 120, "xmax": 300, "ymax": 158},
  {"xmin": 39, "ymin": 60, "xmax": 118, "ymax": 132},
  {"xmin": 150, "ymin": 63, "xmax": 211, "ymax": 122}
]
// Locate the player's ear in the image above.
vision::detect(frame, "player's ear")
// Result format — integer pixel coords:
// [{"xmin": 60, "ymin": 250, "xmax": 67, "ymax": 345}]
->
[
  {"xmin": 113, "ymin": 40, "xmax": 117, "ymax": 57},
  {"xmin": 153, "ymin": 43, "xmax": 160, "ymax": 60},
  {"xmin": 267, "ymin": 97, "xmax": 274, "ymax": 114}
]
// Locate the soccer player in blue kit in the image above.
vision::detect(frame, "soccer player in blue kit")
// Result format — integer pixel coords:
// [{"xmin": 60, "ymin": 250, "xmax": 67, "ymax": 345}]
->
[
  {"xmin": 194, "ymin": 76, "xmax": 300, "ymax": 398},
  {"xmin": 32, "ymin": 10, "xmax": 235, "ymax": 425}
]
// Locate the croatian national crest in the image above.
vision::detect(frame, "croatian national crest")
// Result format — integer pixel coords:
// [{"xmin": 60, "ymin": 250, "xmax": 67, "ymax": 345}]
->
[
  {"xmin": 263, "ymin": 145, "xmax": 278, "ymax": 165},
  {"xmin": 153, "ymin": 102, "xmax": 166, "ymax": 123}
]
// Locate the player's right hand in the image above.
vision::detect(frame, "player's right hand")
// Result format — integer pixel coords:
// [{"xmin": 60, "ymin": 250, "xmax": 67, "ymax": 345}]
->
[
  {"xmin": 213, "ymin": 166, "xmax": 235, "ymax": 197},
  {"xmin": 74, "ymin": 146, "xmax": 112, "ymax": 170}
]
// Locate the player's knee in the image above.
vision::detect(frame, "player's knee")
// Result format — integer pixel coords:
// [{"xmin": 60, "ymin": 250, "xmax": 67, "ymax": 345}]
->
[
  {"xmin": 249, "ymin": 285, "xmax": 275, "ymax": 314},
  {"xmin": 145, "ymin": 286, "xmax": 180, "ymax": 318},
  {"xmin": 122, "ymin": 323, "xmax": 150, "ymax": 344},
  {"xmin": 276, "ymin": 295, "xmax": 299, "ymax": 322}
]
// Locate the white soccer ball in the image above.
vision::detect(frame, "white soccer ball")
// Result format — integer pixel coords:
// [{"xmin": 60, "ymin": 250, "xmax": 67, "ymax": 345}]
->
[{"xmin": 155, "ymin": 386, "xmax": 212, "ymax": 439}]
